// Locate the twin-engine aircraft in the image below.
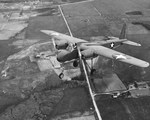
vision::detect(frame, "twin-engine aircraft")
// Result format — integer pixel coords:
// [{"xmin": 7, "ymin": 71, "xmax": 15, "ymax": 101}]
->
[{"xmin": 41, "ymin": 24, "xmax": 149, "ymax": 74}]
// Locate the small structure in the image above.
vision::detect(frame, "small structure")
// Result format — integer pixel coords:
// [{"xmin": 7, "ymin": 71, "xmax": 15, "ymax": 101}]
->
[
  {"xmin": 128, "ymin": 81, "xmax": 150, "ymax": 97},
  {"xmin": 128, "ymin": 81, "xmax": 149, "ymax": 90}
]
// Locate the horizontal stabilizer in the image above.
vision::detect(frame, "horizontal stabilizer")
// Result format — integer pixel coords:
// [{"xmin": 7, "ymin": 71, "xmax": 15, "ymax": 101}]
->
[{"xmin": 122, "ymin": 40, "xmax": 141, "ymax": 46}]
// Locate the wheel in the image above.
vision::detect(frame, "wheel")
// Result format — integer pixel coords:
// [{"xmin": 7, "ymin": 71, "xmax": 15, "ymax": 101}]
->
[
  {"xmin": 91, "ymin": 69, "xmax": 96, "ymax": 75},
  {"xmin": 73, "ymin": 60, "xmax": 78, "ymax": 67},
  {"xmin": 59, "ymin": 73, "xmax": 64, "ymax": 79}
]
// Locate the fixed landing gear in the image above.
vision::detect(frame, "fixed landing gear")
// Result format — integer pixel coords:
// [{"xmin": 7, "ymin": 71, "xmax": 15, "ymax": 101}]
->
[{"xmin": 90, "ymin": 69, "xmax": 96, "ymax": 75}]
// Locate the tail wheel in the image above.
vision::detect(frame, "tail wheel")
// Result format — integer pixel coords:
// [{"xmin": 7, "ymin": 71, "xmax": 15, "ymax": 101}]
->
[
  {"xmin": 59, "ymin": 73, "xmax": 64, "ymax": 79},
  {"xmin": 73, "ymin": 60, "xmax": 78, "ymax": 67}
]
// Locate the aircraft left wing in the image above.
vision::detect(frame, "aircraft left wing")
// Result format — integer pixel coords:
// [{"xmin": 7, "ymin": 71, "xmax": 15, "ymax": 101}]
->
[
  {"xmin": 84, "ymin": 45, "xmax": 149, "ymax": 68},
  {"xmin": 41, "ymin": 30, "xmax": 86, "ymax": 43}
]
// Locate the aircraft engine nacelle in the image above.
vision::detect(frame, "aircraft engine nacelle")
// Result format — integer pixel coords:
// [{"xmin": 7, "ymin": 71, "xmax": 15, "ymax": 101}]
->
[
  {"xmin": 55, "ymin": 41, "xmax": 69, "ymax": 50},
  {"xmin": 57, "ymin": 49, "xmax": 98, "ymax": 63},
  {"xmin": 73, "ymin": 60, "xmax": 78, "ymax": 67},
  {"xmin": 81, "ymin": 49, "xmax": 98, "ymax": 58},
  {"xmin": 57, "ymin": 50, "xmax": 78, "ymax": 62}
]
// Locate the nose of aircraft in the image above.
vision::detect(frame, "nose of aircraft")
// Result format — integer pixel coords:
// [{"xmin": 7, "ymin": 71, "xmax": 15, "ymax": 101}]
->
[{"xmin": 40, "ymin": 30, "xmax": 59, "ymax": 36}]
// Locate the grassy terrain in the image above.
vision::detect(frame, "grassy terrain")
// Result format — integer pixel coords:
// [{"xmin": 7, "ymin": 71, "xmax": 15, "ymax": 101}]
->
[{"xmin": 26, "ymin": 14, "xmax": 69, "ymax": 40}]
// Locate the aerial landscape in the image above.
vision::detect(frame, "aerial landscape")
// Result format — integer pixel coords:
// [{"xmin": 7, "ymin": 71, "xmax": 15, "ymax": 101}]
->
[{"xmin": 0, "ymin": 0, "xmax": 150, "ymax": 120}]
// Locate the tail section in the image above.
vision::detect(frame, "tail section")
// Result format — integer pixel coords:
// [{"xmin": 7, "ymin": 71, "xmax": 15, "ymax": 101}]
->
[
  {"xmin": 122, "ymin": 40, "xmax": 141, "ymax": 46},
  {"xmin": 119, "ymin": 23, "xmax": 127, "ymax": 39},
  {"xmin": 19, "ymin": 9, "xmax": 23, "ymax": 16},
  {"xmin": 119, "ymin": 23, "xmax": 141, "ymax": 46}
]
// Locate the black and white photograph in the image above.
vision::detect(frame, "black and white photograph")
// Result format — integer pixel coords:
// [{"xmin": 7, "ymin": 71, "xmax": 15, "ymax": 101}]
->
[{"xmin": 0, "ymin": 0, "xmax": 150, "ymax": 120}]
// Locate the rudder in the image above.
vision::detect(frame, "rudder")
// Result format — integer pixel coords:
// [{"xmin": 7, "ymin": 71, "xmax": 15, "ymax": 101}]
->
[{"xmin": 119, "ymin": 23, "xmax": 127, "ymax": 39}]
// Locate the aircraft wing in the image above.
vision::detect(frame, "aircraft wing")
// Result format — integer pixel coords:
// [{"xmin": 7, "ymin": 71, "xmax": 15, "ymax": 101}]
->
[
  {"xmin": 41, "ymin": 30, "xmax": 86, "ymax": 43},
  {"xmin": 86, "ymin": 46, "xmax": 149, "ymax": 68}
]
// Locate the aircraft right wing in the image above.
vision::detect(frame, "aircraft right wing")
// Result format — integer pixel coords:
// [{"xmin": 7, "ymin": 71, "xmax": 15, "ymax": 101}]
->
[{"xmin": 83, "ymin": 45, "xmax": 149, "ymax": 68}]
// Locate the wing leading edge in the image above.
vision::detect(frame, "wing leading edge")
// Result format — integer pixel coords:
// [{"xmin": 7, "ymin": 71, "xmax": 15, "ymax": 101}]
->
[{"xmin": 40, "ymin": 30, "xmax": 86, "ymax": 43}]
